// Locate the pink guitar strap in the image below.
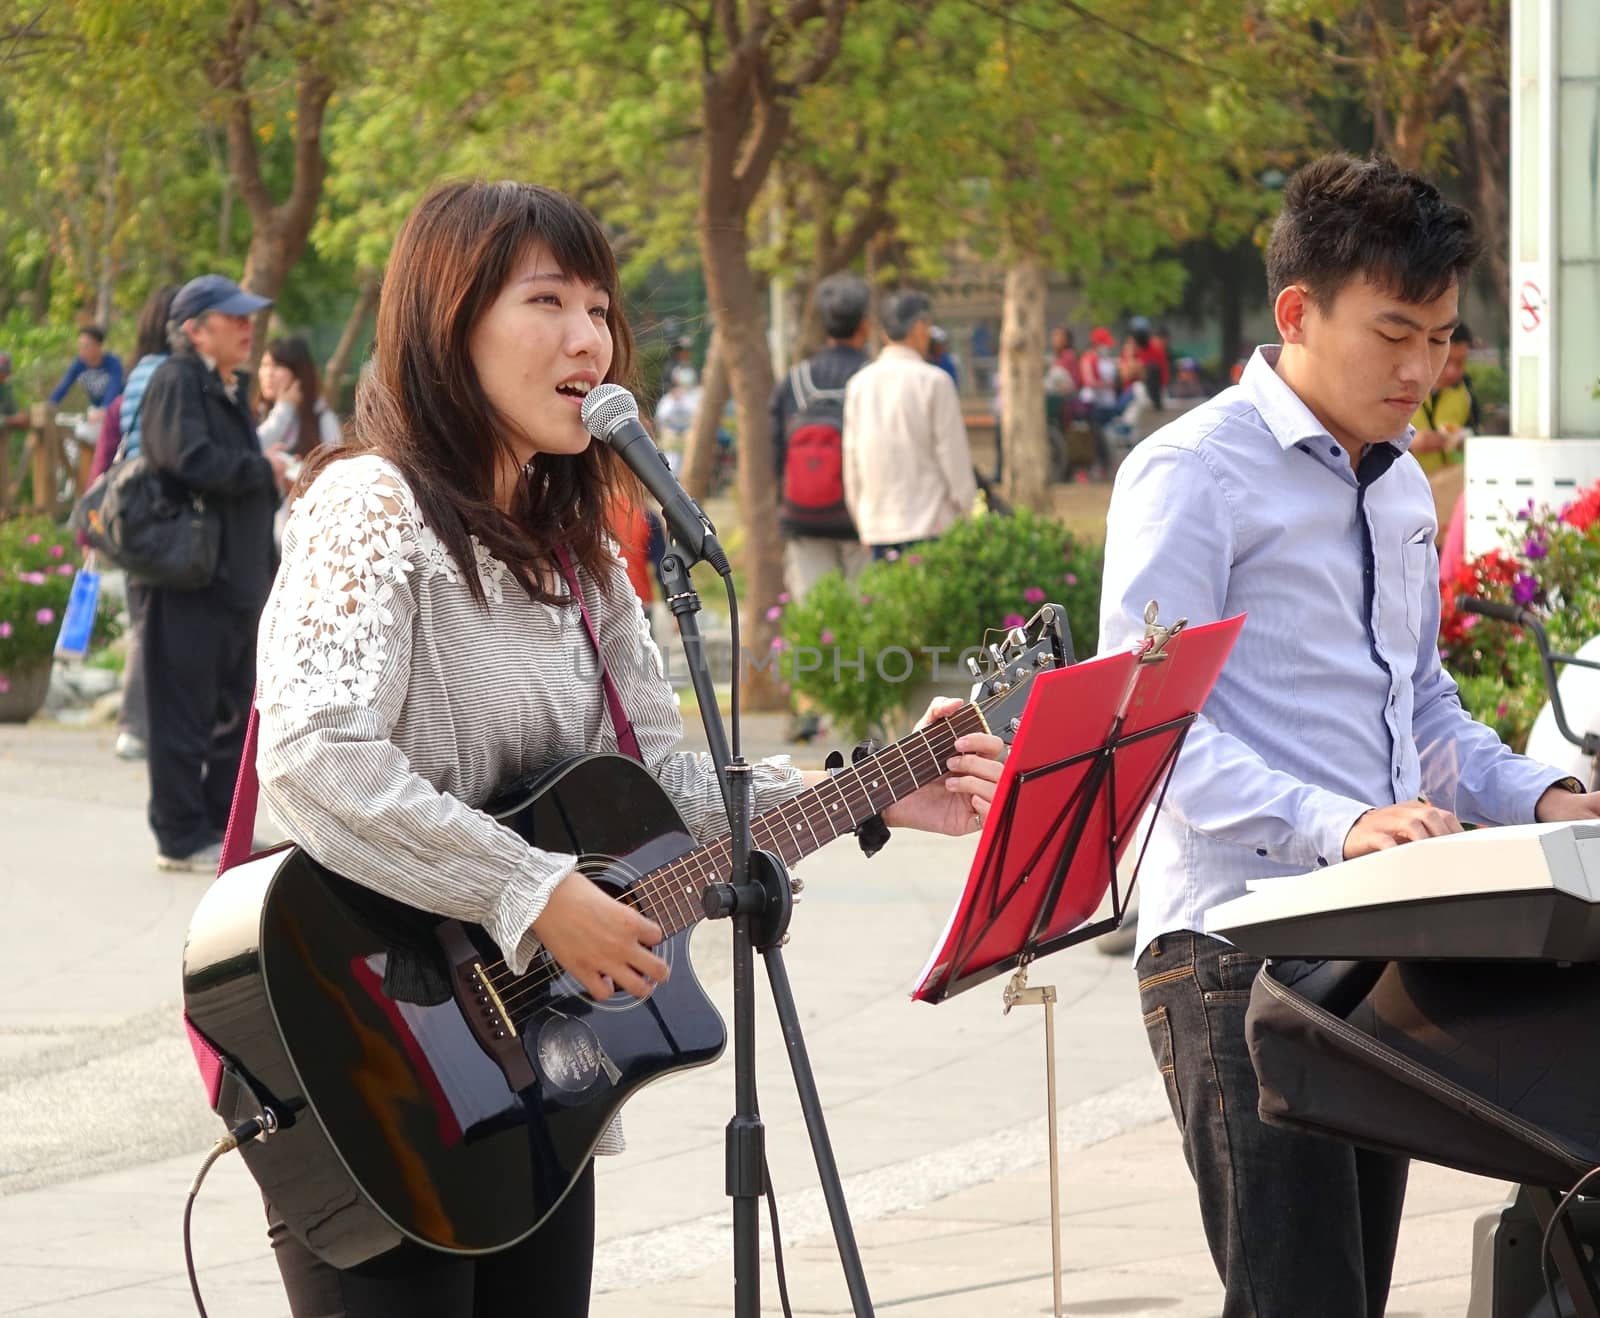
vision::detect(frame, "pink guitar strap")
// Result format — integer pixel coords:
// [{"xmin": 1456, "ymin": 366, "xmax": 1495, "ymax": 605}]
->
[{"xmin": 216, "ymin": 548, "xmax": 642, "ymax": 880}]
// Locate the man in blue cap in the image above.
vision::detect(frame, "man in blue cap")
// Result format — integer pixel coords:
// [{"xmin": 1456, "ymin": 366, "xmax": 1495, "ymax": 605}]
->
[{"xmin": 139, "ymin": 274, "xmax": 285, "ymax": 870}]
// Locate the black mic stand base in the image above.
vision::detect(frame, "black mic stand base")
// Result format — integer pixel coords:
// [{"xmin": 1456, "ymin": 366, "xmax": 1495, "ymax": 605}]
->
[{"xmin": 659, "ymin": 547, "xmax": 874, "ymax": 1318}]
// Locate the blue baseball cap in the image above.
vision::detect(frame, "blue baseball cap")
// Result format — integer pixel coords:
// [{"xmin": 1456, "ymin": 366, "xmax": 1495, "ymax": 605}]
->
[{"xmin": 170, "ymin": 274, "xmax": 272, "ymax": 323}]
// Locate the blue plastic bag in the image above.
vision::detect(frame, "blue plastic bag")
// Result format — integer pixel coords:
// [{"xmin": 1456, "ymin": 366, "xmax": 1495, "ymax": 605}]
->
[{"xmin": 54, "ymin": 566, "xmax": 101, "ymax": 660}]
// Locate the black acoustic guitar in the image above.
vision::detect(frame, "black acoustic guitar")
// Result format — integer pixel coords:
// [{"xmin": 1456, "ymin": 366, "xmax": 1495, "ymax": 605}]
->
[{"xmin": 182, "ymin": 611, "xmax": 1066, "ymax": 1268}]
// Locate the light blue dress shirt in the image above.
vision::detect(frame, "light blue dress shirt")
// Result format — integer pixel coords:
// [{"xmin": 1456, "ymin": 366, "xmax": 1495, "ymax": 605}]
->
[{"xmin": 1099, "ymin": 346, "xmax": 1568, "ymax": 956}]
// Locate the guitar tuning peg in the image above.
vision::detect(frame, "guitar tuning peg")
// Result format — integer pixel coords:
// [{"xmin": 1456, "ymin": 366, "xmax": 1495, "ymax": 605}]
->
[
  {"xmin": 789, "ymin": 875, "xmax": 805, "ymax": 895},
  {"xmin": 966, "ymin": 654, "xmax": 983, "ymax": 678}
]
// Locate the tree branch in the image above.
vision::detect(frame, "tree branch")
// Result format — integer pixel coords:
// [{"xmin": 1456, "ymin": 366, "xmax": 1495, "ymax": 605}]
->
[
  {"xmin": 734, "ymin": 88, "xmax": 791, "ymax": 213},
  {"xmin": 211, "ymin": 0, "xmax": 274, "ymax": 225},
  {"xmin": 714, "ymin": 0, "xmax": 742, "ymax": 50},
  {"xmin": 779, "ymin": 0, "xmax": 847, "ymax": 92}
]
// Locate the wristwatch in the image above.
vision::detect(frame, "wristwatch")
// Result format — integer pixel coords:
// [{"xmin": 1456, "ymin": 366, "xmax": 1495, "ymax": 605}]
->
[{"xmin": 1553, "ymin": 775, "xmax": 1587, "ymax": 795}]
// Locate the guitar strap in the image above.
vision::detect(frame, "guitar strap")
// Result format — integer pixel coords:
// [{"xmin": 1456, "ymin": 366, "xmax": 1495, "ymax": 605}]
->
[
  {"xmin": 215, "ymin": 548, "xmax": 644, "ymax": 879},
  {"xmin": 553, "ymin": 545, "xmax": 644, "ymax": 764}
]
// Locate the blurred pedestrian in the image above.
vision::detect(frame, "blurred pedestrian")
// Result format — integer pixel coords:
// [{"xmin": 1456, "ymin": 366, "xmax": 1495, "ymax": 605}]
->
[
  {"xmin": 843, "ymin": 290, "xmax": 976, "ymax": 560},
  {"xmin": 48, "ymin": 325, "xmax": 124, "ymax": 408},
  {"xmin": 139, "ymin": 274, "xmax": 284, "ymax": 870}
]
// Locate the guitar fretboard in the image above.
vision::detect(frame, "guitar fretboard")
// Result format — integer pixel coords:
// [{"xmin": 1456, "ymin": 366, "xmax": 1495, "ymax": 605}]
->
[{"xmin": 628, "ymin": 703, "xmax": 990, "ymax": 936}]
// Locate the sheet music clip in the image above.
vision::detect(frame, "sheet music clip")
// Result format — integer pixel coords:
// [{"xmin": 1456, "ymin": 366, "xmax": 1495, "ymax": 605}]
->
[
  {"xmin": 1139, "ymin": 600, "xmax": 1188, "ymax": 663},
  {"xmin": 911, "ymin": 609, "xmax": 1243, "ymax": 1317}
]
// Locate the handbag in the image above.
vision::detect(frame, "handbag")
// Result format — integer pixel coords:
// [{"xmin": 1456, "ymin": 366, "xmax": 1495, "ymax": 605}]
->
[{"xmin": 72, "ymin": 452, "xmax": 220, "ymax": 591}]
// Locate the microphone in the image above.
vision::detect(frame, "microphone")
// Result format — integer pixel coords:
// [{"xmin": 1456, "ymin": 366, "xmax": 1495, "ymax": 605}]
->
[
  {"xmin": 581, "ymin": 383, "xmax": 730, "ymax": 576},
  {"xmin": 1456, "ymin": 596, "xmax": 1537, "ymax": 629}
]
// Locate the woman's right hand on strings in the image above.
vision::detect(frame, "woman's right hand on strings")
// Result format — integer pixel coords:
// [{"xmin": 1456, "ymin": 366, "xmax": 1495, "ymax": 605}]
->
[{"xmin": 532, "ymin": 871, "xmax": 670, "ymax": 1000}]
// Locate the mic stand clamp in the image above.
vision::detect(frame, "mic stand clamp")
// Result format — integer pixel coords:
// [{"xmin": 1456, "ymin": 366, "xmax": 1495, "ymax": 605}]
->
[{"xmin": 655, "ymin": 543, "xmax": 874, "ymax": 1318}]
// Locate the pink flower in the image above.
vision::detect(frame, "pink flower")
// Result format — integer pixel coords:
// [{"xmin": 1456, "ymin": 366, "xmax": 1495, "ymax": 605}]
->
[
  {"xmin": 25, "ymin": 533, "xmax": 40, "ymax": 544},
  {"xmin": 48, "ymin": 544, "xmax": 64, "ymax": 558},
  {"xmin": 884, "ymin": 548, "xmax": 900, "ymax": 561},
  {"xmin": 1496, "ymin": 700, "xmax": 1509, "ymax": 719},
  {"xmin": 0, "ymin": 622, "xmax": 10, "ymax": 638},
  {"xmin": 765, "ymin": 605, "xmax": 782, "ymax": 621},
  {"xmin": 1064, "ymin": 573, "xmax": 1079, "ymax": 586},
  {"xmin": 1023, "ymin": 587, "xmax": 1046, "ymax": 603},
  {"xmin": 35, "ymin": 608, "xmax": 55, "ymax": 625},
  {"xmin": 1003, "ymin": 613, "xmax": 1025, "ymax": 629},
  {"xmin": 57, "ymin": 564, "xmax": 74, "ymax": 576},
  {"xmin": 20, "ymin": 572, "xmax": 45, "ymax": 585},
  {"xmin": 819, "ymin": 628, "xmax": 834, "ymax": 645},
  {"xmin": 770, "ymin": 636, "xmax": 785, "ymax": 651},
  {"xmin": 0, "ymin": 675, "xmax": 9, "ymax": 694},
  {"xmin": 776, "ymin": 592, "xmax": 790, "ymax": 605},
  {"xmin": 906, "ymin": 553, "xmax": 922, "ymax": 565}
]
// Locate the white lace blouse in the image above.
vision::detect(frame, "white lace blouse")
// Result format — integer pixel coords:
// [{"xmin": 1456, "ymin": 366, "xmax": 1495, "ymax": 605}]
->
[{"xmin": 254, "ymin": 453, "xmax": 805, "ymax": 979}]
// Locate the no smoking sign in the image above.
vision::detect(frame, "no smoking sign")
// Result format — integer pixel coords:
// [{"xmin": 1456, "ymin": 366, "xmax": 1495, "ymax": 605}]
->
[{"xmin": 1519, "ymin": 279, "xmax": 1545, "ymax": 333}]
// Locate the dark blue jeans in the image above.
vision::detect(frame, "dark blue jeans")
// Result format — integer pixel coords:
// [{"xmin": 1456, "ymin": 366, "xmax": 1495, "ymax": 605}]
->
[{"xmin": 1137, "ymin": 932, "xmax": 1409, "ymax": 1317}]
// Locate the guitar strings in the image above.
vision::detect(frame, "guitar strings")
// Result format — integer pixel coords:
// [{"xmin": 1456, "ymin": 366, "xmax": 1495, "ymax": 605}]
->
[
  {"xmin": 480, "ymin": 705, "xmax": 970, "ymax": 976},
  {"xmin": 475, "ymin": 698, "xmax": 1005, "ymax": 1018},
  {"xmin": 477, "ymin": 703, "xmax": 996, "ymax": 1016},
  {"xmin": 485, "ymin": 728, "xmax": 963, "ymax": 1018}
]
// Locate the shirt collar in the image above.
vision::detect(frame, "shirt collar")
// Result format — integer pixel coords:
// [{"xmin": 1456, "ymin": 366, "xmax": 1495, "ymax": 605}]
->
[
  {"xmin": 194, "ymin": 349, "xmax": 240, "ymax": 401},
  {"xmin": 880, "ymin": 343, "xmax": 926, "ymax": 364},
  {"xmin": 1241, "ymin": 344, "xmax": 1415, "ymax": 456}
]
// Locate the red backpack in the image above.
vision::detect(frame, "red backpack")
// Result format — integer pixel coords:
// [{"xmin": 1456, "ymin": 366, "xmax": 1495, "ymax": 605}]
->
[{"xmin": 780, "ymin": 360, "xmax": 855, "ymax": 535}]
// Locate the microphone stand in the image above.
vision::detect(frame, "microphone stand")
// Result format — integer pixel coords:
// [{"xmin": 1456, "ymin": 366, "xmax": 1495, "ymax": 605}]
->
[{"xmin": 656, "ymin": 533, "xmax": 874, "ymax": 1318}]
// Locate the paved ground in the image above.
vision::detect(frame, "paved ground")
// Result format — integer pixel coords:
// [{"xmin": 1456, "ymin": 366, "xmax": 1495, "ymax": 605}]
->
[{"xmin": 0, "ymin": 715, "xmax": 1513, "ymax": 1316}]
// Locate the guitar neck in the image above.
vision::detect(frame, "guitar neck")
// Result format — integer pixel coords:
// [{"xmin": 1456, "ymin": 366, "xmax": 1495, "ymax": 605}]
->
[{"xmin": 631, "ymin": 703, "xmax": 990, "ymax": 937}]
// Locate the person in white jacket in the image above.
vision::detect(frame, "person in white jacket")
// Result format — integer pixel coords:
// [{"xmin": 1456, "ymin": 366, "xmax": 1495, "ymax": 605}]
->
[{"xmin": 842, "ymin": 290, "xmax": 976, "ymax": 559}]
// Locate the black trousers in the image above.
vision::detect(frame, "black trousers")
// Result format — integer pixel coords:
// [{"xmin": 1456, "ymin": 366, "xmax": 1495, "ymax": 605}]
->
[
  {"xmin": 142, "ymin": 586, "xmax": 257, "ymax": 857},
  {"xmin": 120, "ymin": 582, "xmax": 150, "ymax": 741},
  {"xmin": 267, "ymin": 1161, "xmax": 595, "ymax": 1318},
  {"xmin": 1137, "ymin": 933, "xmax": 1409, "ymax": 1317}
]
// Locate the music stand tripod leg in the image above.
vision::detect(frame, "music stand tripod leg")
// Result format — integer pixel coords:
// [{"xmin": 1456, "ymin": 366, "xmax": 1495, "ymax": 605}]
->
[{"xmin": 1005, "ymin": 966, "xmax": 1064, "ymax": 1318}]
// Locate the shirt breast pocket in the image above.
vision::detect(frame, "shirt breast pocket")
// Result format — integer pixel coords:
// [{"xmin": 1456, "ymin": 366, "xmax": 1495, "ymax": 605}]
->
[{"xmin": 1401, "ymin": 530, "xmax": 1433, "ymax": 642}]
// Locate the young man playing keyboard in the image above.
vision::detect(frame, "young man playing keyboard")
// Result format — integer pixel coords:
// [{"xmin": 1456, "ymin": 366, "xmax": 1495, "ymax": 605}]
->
[{"xmin": 1099, "ymin": 152, "xmax": 1600, "ymax": 1318}]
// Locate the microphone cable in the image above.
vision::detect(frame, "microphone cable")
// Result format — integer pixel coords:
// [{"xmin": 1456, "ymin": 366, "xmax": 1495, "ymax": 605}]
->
[
  {"xmin": 1540, "ymin": 1162, "xmax": 1600, "ymax": 1316},
  {"xmin": 184, "ymin": 1116, "xmax": 270, "ymax": 1318}
]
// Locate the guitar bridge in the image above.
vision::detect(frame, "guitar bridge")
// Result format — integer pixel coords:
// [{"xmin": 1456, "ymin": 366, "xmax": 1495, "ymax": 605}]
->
[{"xmin": 438, "ymin": 921, "xmax": 536, "ymax": 1090}]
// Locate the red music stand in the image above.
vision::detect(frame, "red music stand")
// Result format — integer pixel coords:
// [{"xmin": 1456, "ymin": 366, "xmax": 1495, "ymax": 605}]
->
[
  {"xmin": 914, "ymin": 612, "xmax": 1243, "ymax": 1004},
  {"xmin": 911, "ymin": 610, "xmax": 1242, "ymax": 1318}
]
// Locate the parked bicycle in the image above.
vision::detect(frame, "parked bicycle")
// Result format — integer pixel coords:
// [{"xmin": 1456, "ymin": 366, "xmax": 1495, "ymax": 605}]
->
[{"xmin": 1457, "ymin": 596, "xmax": 1600, "ymax": 791}]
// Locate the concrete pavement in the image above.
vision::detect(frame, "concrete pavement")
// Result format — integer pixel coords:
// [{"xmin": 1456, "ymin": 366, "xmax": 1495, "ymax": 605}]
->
[{"xmin": 0, "ymin": 717, "xmax": 1511, "ymax": 1316}]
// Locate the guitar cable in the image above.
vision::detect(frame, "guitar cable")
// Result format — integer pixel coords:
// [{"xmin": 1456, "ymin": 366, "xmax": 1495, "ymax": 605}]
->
[
  {"xmin": 763, "ymin": 1153, "xmax": 796, "ymax": 1318},
  {"xmin": 183, "ymin": 1116, "xmax": 269, "ymax": 1318}
]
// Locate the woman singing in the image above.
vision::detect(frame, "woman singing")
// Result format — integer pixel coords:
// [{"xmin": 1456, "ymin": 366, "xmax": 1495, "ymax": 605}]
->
[{"xmin": 253, "ymin": 179, "xmax": 1004, "ymax": 1316}]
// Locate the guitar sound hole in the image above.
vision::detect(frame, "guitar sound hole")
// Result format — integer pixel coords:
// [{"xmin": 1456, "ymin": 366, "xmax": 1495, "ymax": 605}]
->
[{"xmin": 538, "ymin": 867, "xmax": 676, "ymax": 1014}]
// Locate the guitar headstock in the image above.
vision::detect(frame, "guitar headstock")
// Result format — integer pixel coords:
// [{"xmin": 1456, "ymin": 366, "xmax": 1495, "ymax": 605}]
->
[{"xmin": 967, "ymin": 603, "xmax": 1073, "ymax": 743}]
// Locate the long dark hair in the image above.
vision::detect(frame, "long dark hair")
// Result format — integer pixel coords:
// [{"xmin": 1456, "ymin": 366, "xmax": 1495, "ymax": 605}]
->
[
  {"xmin": 301, "ymin": 180, "xmax": 637, "ymax": 606},
  {"xmin": 264, "ymin": 335, "xmax": 324, "ymax": 459},
  {"xmin": 134, "ymin": 286, "xmax": 179, "ymax": 361}
]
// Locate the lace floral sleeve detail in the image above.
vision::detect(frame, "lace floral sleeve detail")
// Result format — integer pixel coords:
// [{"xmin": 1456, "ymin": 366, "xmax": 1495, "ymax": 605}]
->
[{"xmin": 258, "ymin": 456, "xmax": 421, "ymax": 722}]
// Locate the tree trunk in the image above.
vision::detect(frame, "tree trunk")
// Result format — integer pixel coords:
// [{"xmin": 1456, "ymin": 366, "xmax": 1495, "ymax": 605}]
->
[
  {"xmin": 29, "ymin": 247, "xmax": 54, "ymax": 323},
  {"xmin": 999, "ymin": 257, "xmax": 1050, "ymax": 512},
  {"xmin": 1220, "ymin": 266, "xmax": 1244, "ymax": 379},
  {"xmin": 680, "ymin": 328, "xmax": 728, "ymax": 502},
  {"xmin": 323, "ymin": 275, "xmax": 379, "ymax": 413},
  {"xmin": 94, "ymin": 143, "xmax": 118, "ymax": 329},
  {"xmin": 699, "ymin": 206, "xmax": 786, "ymax": 711}
]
